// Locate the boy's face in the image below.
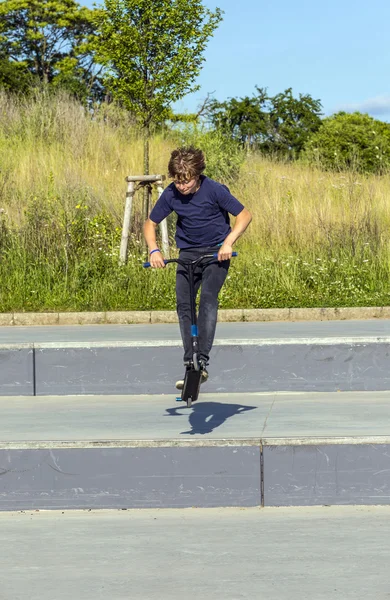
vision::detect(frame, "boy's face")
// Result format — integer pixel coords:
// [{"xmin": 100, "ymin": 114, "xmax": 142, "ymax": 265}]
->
[{"xmin": 173, "ymin": 175, "xmax": 200, "ymax": 195}]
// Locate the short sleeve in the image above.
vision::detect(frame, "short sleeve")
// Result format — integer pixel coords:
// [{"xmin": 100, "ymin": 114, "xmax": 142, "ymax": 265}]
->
[
  {"xmin": 216, "ymin": 184, "xmax": 245, "ymax": 216},
  {"xmin": 149, "ymin": 189, "xmax": 173, "ymax": 224}
]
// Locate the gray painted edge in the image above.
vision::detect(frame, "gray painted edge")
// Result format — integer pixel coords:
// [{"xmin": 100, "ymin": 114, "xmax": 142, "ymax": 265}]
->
[
  {"xmin": 262, "ymin": 436, "xmax": 390, "ymax": 446},
  {"xmin": 1, "ymin": 336, "xmax": 389, "ymax": 350},
  {"xmin": 3, "ymin": 435, "xmax": 390, "ymax": 450},
  {"xmin": 0, "ymin": 438, "xmax": 262, "ymax": 450},
  {"xmin": 0, "ymin": 343, "xmax": 34, "ymax": 350}
]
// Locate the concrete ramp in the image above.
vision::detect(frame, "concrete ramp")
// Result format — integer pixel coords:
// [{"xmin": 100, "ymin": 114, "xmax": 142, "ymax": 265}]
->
[
  {"xmin": 1, "ymin": 321, "xmax": 389, "ymax": 510},
  {"xmin": 1, "ymin": 392, "xmax": 390, "ymax": 510},
  {"xmin": 0, "ymin": 320, "xmax": 389, "ymax": 395}
]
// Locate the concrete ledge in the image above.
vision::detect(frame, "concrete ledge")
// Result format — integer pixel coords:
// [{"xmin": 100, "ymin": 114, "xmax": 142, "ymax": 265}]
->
[
  {"xmin": 0, "ymin": 338, "xmax": 390, "ymax": 395},
  {"xmin": 263, "ymin": 442, "xmax": 390, "ymax": 506},
  {"xmin": 0, "ymin": 313, "xmax": 14, "ymax": 326},
  {"xmin": 150, "ymin": 311, "xmax": 178, "ymax": 324},
  {"xmin": 106, "ymin": 311, "xmax": 151, "ymax": 324},
  {"xmin": 3, "ymin": 306, "xmax": 389, "ymax": 326},
  {"xmin": 0, "ymin": 347, "xmax": 34, "ymax": 395},
  {"xmin": 1, "ymin": 392, "xmax": 390, "ymax": 509},
  {"xmin": 58, "ymin": 312, "xmax": 106, "ymax": 325},
  {"xmin": 31, "ymin": 341, "xmax": 390, "ymax": 394},
  {"xmin": 1, "ymin": 437, "xmax": 390, "ymax": 509},
  {"xmin": 13, "ymin": 313, "xmax": 59, "ymax": 326},
  {"xmin": 219, "ymin": 309, "xmax": 244, "ymax": 322},
  {"xmin": 0, "ymin": 445, "xmax": 261, "ymax": 510},
  {"xmin": 243, "ymin": 308, "xmax": 290, "ymax": 321}
]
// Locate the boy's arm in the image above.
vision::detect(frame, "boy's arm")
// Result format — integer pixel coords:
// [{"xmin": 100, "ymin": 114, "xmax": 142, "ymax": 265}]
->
[
  {"xmin": 143, "ymin": 219, "xmax": 166, "ymax": 268},
  {"xmin": 218, "ymin": 208, "xmax": 252, "ymax": 261}
]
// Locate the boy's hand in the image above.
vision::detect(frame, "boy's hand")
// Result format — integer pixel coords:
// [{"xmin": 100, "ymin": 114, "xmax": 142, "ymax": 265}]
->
[
  {"xmin": 150, "ymin": 251, "xmax": 165, "ymax": 268},
  {"xmin": 218, "ymin": 243, "xmax": 233, "ymax": 261}
]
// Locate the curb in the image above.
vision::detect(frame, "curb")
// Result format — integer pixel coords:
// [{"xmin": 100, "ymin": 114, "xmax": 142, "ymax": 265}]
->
[{"xmin": 0, "ymin": 306, "xmax": 389, "ymax": 326}]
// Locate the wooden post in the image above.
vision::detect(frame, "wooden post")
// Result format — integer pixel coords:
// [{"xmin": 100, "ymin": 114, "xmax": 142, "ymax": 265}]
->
[
  {"xmin": 145, "ymin": 183, "xmax": 151, "ymax": 223},
  {"xmin": 120, "ymin": 175, "xmax": 168, "ymax": 265},
  {"xmin": 157, "ymin": 181, "xmax": 170, "ymax": 258},
  {"xmin": 119, "ymin": 180, "xmax": 135, "ymax": 265}
]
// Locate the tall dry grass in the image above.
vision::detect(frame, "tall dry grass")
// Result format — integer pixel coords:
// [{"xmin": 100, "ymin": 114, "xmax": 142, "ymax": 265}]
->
[
  {"xmin": 0, "ymin": 90, "xmax": 389, "ymax": 310},
  {"xmin": 0, "ymin": 90, "xmax": 171, "ymax": 226}
]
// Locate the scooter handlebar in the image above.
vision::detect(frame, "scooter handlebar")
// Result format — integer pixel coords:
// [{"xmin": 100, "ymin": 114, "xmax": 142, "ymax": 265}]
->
[
  {"xmin": 213, "ymin": 251, "xmax": 238, "ymax": 258},
  {"xmin": 143, "ymin": 251, "xmax": 237, "ymax": 268}
]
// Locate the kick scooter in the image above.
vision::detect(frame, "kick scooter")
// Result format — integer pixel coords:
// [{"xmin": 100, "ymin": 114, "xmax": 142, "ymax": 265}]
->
[{"xmin": 143, "ymin": 251, "xmax": 237, "ymax": 407}]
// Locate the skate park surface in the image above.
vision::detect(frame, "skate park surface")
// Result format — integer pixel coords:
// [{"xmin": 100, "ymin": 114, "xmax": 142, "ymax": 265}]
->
[
  {"xmin": 1, "ymin": 318, "xmax": 390, "ymax": 598},
  {"xmin": 1, "ymin": 505, "xmax": 389, "ymax": 600},
  {"xmin": 1, "ymin": 318, "xmax": 390, "ymax": 509},
  {"xmin": 1, "ymin": 320, "xmax": 390, "ymax": 395}
]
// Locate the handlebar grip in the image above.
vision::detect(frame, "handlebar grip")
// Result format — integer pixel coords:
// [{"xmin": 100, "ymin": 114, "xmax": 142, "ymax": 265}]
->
[
  {"xmin": 143, "ymin": 260, "xmax": 169, "ymax": 268},
  {"xmin": 212, "ymin": 251, "xmax": 238, "ymax": 258}
]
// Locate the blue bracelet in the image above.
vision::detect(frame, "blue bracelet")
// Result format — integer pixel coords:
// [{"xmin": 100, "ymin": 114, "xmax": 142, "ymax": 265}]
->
[{"xmin": 150, "ymin": 248, "xmax": 160, "ymax": 255}]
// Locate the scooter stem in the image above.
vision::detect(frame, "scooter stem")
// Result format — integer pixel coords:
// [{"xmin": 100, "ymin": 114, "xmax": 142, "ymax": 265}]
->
[{"xmin": 187, "ymin": 262, "xmax": 199, "ymax": 370}]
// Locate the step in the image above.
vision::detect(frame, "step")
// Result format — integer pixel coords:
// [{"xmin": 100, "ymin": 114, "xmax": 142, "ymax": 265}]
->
[
  {"xmin": 0, "ymin": 320, "xmax": 389, "ymax": 395},
  {"xmin": 1, "ymin": 391, "xmax": 390, "ymax": 510}
]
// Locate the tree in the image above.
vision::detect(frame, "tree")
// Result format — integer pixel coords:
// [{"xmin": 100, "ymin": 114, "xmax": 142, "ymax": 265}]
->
[
  {"xmin": 302, "ymin": 112, "xmax": 390, "ymax": 174},
  {"xmin": 0, "ymin": 56, "xmax": 35, "ymax": 93},
  {"xmin": 266, "ymin": 88, "xmax": 322, "ymax": 158},
  {"xmin": 208, "ymin": 88, "xmax": 269, "ymax": 147},
  {"xmin": 92, "ymin": 0, "xmax": 223, "ymax": 219},
  {"xmin": 0, "ymin": 0, "xmax": 102, "ymax": 101},
  {"xmin": 207, "ymin": 87, "xmax": 322, "ymax": 158}
]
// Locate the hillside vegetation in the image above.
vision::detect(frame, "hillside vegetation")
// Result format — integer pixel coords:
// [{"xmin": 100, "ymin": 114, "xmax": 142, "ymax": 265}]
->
[{"xmin": 0, "ymin": 92, "xmax": 389, "ymax": 311}]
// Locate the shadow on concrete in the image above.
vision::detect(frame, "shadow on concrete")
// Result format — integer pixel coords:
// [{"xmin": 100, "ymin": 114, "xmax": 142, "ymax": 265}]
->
[{"xmin": 165, "ymin": 401, "xmax": 257, "ymax": 435}]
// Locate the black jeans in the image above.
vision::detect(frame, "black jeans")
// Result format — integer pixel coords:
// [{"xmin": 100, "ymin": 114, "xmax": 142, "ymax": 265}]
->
[{"xmin": 176, "ymin": 246, "xmax": 230, "ymax": 365}]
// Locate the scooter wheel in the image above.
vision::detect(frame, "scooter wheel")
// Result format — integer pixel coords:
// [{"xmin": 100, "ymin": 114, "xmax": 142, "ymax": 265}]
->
[{"xmin": 186, "ymin": 396, "xmax": 192, "ymax": 408}]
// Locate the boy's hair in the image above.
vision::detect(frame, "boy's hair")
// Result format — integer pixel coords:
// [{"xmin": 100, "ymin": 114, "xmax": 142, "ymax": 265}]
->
[{"xmin": 168, "ymin": 146, "xmax": 206, "ymax": 181}]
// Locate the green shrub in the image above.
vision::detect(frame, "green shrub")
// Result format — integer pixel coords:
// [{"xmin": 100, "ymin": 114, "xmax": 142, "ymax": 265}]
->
[
  {"xmin": 170, "ymin": 123, "xmax": 245, "ymax": 183},
  {"xmin": 302, "ymin": 112, "xmax": 390, "ymax": 174}
]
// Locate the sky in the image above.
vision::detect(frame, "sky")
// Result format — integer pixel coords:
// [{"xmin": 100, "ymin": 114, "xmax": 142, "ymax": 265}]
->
[{"xmin": 83, "ymin": 0, "xmax": 390, "ymax": 121}]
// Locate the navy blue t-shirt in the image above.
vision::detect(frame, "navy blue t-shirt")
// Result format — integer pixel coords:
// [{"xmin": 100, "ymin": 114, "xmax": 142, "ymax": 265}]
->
[{"xmin": 149, "ymin": 176, "xmax": 244, "ymax": 249}]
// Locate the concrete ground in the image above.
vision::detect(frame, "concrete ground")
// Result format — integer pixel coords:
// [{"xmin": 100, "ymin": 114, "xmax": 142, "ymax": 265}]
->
[
  {"xmin": 0, "ymin": 506, "xmax": 389, "ymax": 600},
  {"xmin": 0, "ymin": 319, "xmax": 389, "ymax": 344},
  {"xmin": 2, "ymin": 391, "xmax": 390, "ymax": 441}
]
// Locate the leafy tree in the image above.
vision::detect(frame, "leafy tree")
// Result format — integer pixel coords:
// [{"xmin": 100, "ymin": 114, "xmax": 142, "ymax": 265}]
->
[
  {"xmin": 303, "ymin": 112, "xmax": 390, "ymax": 174},
  {"xmin": 266, "ymin": 88, "xmax": 322, "ymax": 158},
  {"xmin": 208, "ymin": 88, "xmax": 269, "ymax": 146},
  {"xmin": 0, "ymin": 56, "xmax": 35, "ymax": 93},
  {"xmin": 207, "ymin": 87, "xmax": 322, "ymax": 158},
  {"xmin": 0, "ymin": 0, "xmax": 102, "ymax": 100},
  {"xmin": 92, "ymin": 0, "xmax": 223, "ymax": 205}
]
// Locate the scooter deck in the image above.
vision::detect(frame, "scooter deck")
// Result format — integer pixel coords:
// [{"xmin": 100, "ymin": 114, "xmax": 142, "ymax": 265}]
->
[{"xmin": 181, "ymin": 369, "xmax": 202, "ymax": 407}]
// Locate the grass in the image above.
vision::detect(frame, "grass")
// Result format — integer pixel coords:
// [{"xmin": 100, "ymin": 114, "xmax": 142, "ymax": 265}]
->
[{"xmin": 0, "ymin": 90, "xmax": 389, "ymax": 311}]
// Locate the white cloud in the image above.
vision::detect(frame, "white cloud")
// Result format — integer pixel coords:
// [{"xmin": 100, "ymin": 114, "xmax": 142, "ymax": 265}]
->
[{"xmin": 335, "ymin": 94, "xmax": 390, "ymax": 116}]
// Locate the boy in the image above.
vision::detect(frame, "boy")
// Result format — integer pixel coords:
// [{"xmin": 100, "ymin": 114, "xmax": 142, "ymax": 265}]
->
[{"xmin": 143, "ymin": 146, "xmax": 252, "ymax": 389}]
